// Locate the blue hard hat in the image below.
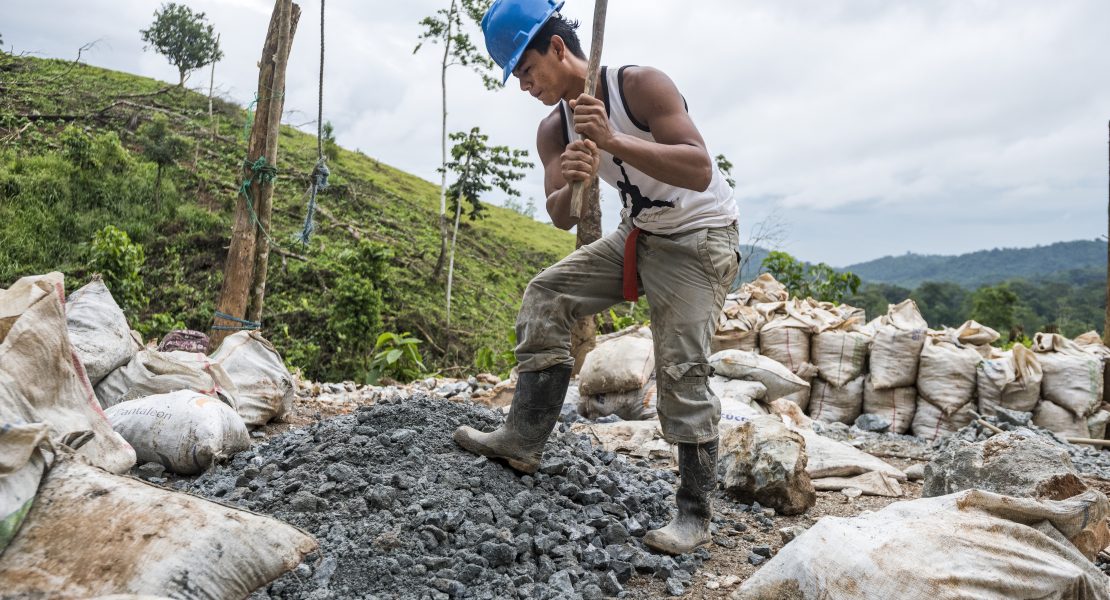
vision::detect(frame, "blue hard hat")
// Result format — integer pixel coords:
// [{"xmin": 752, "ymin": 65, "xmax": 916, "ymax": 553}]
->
[{"xmin": 481, "ymin": 0, "xmax": 566, "ymax": 84}]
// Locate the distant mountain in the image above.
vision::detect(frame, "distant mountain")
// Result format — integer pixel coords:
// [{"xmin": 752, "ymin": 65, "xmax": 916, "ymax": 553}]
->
[{"xmin": 843, "ymin": 240, "xmax": 1107, "ymax": 289}]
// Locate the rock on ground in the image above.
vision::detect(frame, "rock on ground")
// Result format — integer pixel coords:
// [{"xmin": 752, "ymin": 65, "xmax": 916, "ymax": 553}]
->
[
  {"xmin": 182, "ymin": 394, "xmax": 707, "ymax": 600},
  {"xmin": 720, "ymin": 416, "xmax": 816, "ymax": 516},
  {"xmin": 924, "ymin": 430, "xmax": 1087, "ymax": 500}
]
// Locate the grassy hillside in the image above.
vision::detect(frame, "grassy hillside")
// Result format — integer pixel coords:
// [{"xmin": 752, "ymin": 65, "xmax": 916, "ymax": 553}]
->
[
  {"xmin": 843, "ymin": 240, "xmax": 1107, "ymax": 289},
  {"xmin": 0, "ymin": 53, "xmax": 575, "ymax": 380}
]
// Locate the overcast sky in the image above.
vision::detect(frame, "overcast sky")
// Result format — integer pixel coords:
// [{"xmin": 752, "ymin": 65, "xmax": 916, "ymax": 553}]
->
[{"xmin": 6, "ymin": 0, "xmax": 1109, "ymax": 266}]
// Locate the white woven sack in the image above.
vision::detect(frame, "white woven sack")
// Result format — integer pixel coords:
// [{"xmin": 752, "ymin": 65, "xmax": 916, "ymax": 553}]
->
[
  {"xmin": 869, "ymin": 300, "xmax": 927, "ymax": 390},
  {"xmin": 912, "ymin": 396, "xmax": 974, "ymax": 442},
  {"xmin": 758, "ymin": 325, "xmax": 811, "ymax": 373},
  {"xmin": 710, "ymin": 376, "xmax": 768, "ymax": 427},
  {"xmin": 917, "ymin": 336, "xmax": 981, "ymax": 416},
  {"xmin": 807, "ymin": 376, "xmax": 864, "ymax": 425},
  {"xmin": 0, "ymin": 273, "xmax": 135, "ymax": 474},
  {"xmin": 811, "ymin": 329, "xmax": 869, "ymax": 388},
  {"xmin": 1033, "ymin": 333, "xmax": 1103, "ymax": 418},
  {"xmin": 977, "ymin": 345, "xmax": 1041, "ymax": 415},
  {"xmin": 0, "ymin": 456, "xmax": 316, "ymax": 599},
  {"xmin": 1032, "ymin": 400, "xmax": 1090, "ymax": 439},
  {"xmin": 210, "ymin": 331, "xmax": 295, "ymax": 428},
  {"xmin": 65, "ymin": 277, "xmax": 140, "ymax": 385},
  {"xmin": 862, "ymin": 377, "xmax": 916, "ymax": 434},
  {"xmin": 709, "ymin": 349, "xmax": 809, "ymax": 402},
  {"xmin": 577, "ymin": 378, "xmax": 657, "ymax": 421},
  {"xmin": 0, "ymin": 415, "xmax": 52, "ymax": 553},
  {"xmin": 105, "ymin": 390, "xmax": 249, "ymax": 475},
  {"xmin": 735, "ymin": 489, "xmax": 1110, "ymax": 600},
  {"xmin": 578, "ymin": 335, "xmax": 654, "ymax": 396},
  {"xmin": 95, "ymin": 349, "xmax": 240, "ymax": 410}
]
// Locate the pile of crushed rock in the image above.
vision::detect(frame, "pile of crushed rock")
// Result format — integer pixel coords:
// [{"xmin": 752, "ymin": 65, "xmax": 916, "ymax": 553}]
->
[
  {"xmin": 932, "ymin": 408, "xmax": 1110, "ymax": 479},
  {"xmin": 183, "ymin": 393, "xmax": 708, "ymax": 599}
]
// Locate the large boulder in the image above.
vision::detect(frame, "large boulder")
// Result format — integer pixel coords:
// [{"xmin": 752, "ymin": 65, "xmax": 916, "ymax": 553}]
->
[
  {"xmin": 720, "ymin": 415, "xmax": 816, "ymax": 515},
  {"xmin": 923, "ymin": 431, "xmax": 1087, "ymax": 500}
]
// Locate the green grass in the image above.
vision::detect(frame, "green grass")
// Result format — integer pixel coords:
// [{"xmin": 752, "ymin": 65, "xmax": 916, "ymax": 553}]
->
[{"xmin": 0, "ymin": 53, "xmax": 574, "ymax": 380}]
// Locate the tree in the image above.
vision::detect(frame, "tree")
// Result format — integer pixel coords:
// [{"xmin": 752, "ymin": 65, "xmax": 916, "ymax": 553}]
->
[
  {"xmin": 442, "ymin": 127, "xmax": 532, "ymax": 326},
  {"xmin": 845, "ymin": 283, "xmax": 912, "ymax": 322},
  {"xmin": 140, "ymin": 3, "xmax": 224, "ymax": 87},
  {"xmin": 137, "ymin": 114, "xmax": 190, "ymax": 204},
  {"xmin": 910, "ymin": 281, "xmax": 969, "ymax": 329},
  {"xmin": 969, "ymin": 283, "xmax": 1020, "ymax": 334},
  {"xmin": 715, "ymin": 153, "xmax": 736, "ymax": 188},
  {"xmin": 761, "ymin": 250, "xmax": 861, "ymax": 304},
  {"xmin": 322, "ymin": 121, "xmax": 340, "ymax": 162},
  {"xmin": 415, "ymin": 0, "xmax": 500, "ymax": 280}
]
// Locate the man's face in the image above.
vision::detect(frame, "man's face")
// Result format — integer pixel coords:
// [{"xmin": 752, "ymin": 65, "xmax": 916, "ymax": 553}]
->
[{"xmin": 512, "ymin": 48, "xmax": 563, "ymax": 106}]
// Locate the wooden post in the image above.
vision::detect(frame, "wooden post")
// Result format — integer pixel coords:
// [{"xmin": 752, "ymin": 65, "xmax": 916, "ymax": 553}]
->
[
  {"xmin": 247, "ymin": 3, "xmax": 301, "ymax": 323},
  {"xmin": 570, "ymin": 179, "xmax": 603, "ymax": 375},
  {"xmin": 1104, "ymin": 120, "xmax": 1109, "ymax": 346},
  {"xmin": 211, "ymin": 0, "xmax": 300, "ymax": 347}
]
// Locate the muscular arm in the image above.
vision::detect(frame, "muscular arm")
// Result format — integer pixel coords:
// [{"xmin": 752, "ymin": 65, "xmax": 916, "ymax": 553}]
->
[{"xmin": 573, "ymin": 67, "xmax": 714, "ymax": 192}]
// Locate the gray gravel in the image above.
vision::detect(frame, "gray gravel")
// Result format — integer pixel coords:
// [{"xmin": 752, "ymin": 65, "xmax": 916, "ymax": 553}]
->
[{"xmin": 182, "ymin": 393, "xmax": 707, "ymax": 600}]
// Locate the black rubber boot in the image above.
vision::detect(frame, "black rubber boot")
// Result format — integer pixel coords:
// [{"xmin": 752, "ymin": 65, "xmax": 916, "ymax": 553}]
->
[
  {"xmin": 453, "ymin": 364, "xmax": 572, "ymax": 474},
  {"xmin": 643, "ymin": 438, "xmax": 718, "ymax": 555}
]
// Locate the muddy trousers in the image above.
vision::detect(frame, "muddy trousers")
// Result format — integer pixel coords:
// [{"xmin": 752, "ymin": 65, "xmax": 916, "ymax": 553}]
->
[{"xmin": 515, "ymin": 220, "xmax": 739, "ymax": 444}]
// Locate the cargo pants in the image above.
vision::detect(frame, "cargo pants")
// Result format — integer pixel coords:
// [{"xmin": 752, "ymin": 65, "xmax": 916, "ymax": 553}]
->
[{"xmin": 515, "ymin": 220, "xmax": 740, "ymax": 444}]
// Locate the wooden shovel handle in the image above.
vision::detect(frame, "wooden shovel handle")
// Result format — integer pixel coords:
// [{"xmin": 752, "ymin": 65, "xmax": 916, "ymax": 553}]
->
[{"xmin": 569, "ymin": 0, "xmax": 609, "ymax": 219}]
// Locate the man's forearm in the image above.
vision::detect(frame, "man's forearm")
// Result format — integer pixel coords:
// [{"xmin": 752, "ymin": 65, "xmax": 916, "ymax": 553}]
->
[
  {"xmin": 603, "ymin": 133, "xmax": 713, "ymax": 192},
  {"xmin": 546, "ymin": 184, "xmax": 579, "ymax": 230}
]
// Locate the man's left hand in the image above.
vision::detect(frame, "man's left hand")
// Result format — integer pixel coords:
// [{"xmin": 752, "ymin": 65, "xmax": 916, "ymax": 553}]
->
[{"xmin": 570, "ymin": 94, "xmax": 614, "ymax": 150}]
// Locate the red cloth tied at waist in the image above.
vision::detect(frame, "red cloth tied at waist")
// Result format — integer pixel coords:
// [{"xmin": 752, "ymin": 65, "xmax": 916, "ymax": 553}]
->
[{"xmin": 623, "ymin": 227, "xmax": 642, "ymax": 302}]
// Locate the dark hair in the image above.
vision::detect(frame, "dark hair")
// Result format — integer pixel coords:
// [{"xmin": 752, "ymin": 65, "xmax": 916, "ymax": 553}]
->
[{"xmin": 526, "ymin": 14, "xmax": 586, "ymax": 59}]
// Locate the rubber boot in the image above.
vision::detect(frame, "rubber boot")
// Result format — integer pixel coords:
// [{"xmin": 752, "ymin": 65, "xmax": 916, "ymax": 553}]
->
[
  {"xmin": 643, "ymin": 439, "xmax": 718, "ymax": 555},
  {"xmin": 453, "ymin": 364, "xmax": 572, "ymax": 474}
]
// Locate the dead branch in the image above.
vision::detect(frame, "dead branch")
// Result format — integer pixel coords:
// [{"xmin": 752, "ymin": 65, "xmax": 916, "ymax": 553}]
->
[{"xmin": 315, "ymin": 204, "xmax": 363, "ymax": 240}]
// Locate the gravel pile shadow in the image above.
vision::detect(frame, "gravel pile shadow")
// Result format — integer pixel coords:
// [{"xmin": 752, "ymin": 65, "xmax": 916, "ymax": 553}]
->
[{"xmin": 184, "ymin": 394, "xmax": 706, "ymax": 599}]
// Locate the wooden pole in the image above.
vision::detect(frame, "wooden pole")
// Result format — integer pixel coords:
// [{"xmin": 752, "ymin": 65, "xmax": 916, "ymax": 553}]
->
[
  {"xmin": 211, "ymin": 0, "xmax": 299, "ymax": 347},
  {"xmin": 568, "ymin": 0, "xmax": 608, "ymax": 219},
  {"xmin": 247, "ymin": 3, "xmax": 301, "ymax": 324},
  {"xmin": 570, "ymin": 179, "xmax": 602, "ymax": 375},
  {"xmin": 1104, "ymin": 120, "xmax": 1109, "ymax": 346}
]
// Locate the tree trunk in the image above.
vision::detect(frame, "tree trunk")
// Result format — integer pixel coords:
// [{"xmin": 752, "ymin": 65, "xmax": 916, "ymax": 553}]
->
[
  {"xmin": 431, "ymin": 0, "xmax": 456, "ymax": 280},
  {"xmin": 211, "ymin": 0, "xmax": 299, "ymax": 347},
  {"xmin": 446, "ymin": 152, "xmax": 473, "ymax": 331},
  {"xmin": 570, "ymin": 179, "xmax": 603, "ymax": 375}
]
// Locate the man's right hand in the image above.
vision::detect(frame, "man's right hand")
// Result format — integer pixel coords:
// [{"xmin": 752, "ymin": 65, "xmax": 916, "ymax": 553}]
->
[{"xmin": 560, "ymin": 139, "xmax": 600, "ymax": 184}]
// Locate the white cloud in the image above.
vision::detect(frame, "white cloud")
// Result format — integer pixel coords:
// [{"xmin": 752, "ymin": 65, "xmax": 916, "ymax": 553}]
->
[{"xmin": 5, "ymin": 0, "xmax": 1107, "ymax": 265}]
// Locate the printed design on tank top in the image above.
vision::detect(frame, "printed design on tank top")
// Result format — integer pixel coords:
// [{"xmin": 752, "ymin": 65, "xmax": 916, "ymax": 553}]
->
[{"xmin": 612, "ymin": 157, "xmax": 675, "ymax": 218}]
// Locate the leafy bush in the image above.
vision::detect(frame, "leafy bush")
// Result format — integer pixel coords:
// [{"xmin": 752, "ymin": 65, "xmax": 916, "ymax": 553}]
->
[
  {"xmin": 137, "ymin": 311, "xmax": 186, "ymax": 341},
  {"xmin": 90, "ymin": 225, "xmax": 147, "ymax": 320},
  {"xmin": 475, "ymin": 329, "xmax": 517, "ymax": 379},
  {"xmin": 369, "ymin": 332, "xmax": 427, "ymax": 384},
  {"xmin": 761, "ymin": 250, "xmax": 861, "ymax": 304}
]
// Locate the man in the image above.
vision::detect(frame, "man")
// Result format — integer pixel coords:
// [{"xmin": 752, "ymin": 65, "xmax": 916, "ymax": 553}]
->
[{"xmin": 453, "ymin": 0, "xmax": 739, "ymax": 556}]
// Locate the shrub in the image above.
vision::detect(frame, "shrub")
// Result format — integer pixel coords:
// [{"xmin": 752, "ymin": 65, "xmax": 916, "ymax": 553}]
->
[{"xmin": 90, "ymin": 225, "xmax": 147, "ymax": 320}]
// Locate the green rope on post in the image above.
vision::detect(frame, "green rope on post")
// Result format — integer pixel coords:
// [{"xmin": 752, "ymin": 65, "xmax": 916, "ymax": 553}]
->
[{"xmin": 239, "ymin": 155, "xmax": 279, "ymax": 245}]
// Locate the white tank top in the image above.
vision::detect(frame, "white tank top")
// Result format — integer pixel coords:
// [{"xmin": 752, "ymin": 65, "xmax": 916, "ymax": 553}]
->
[{"xmin": 560, "ymin": 66, "xmax": 737, "ymax": 234}]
